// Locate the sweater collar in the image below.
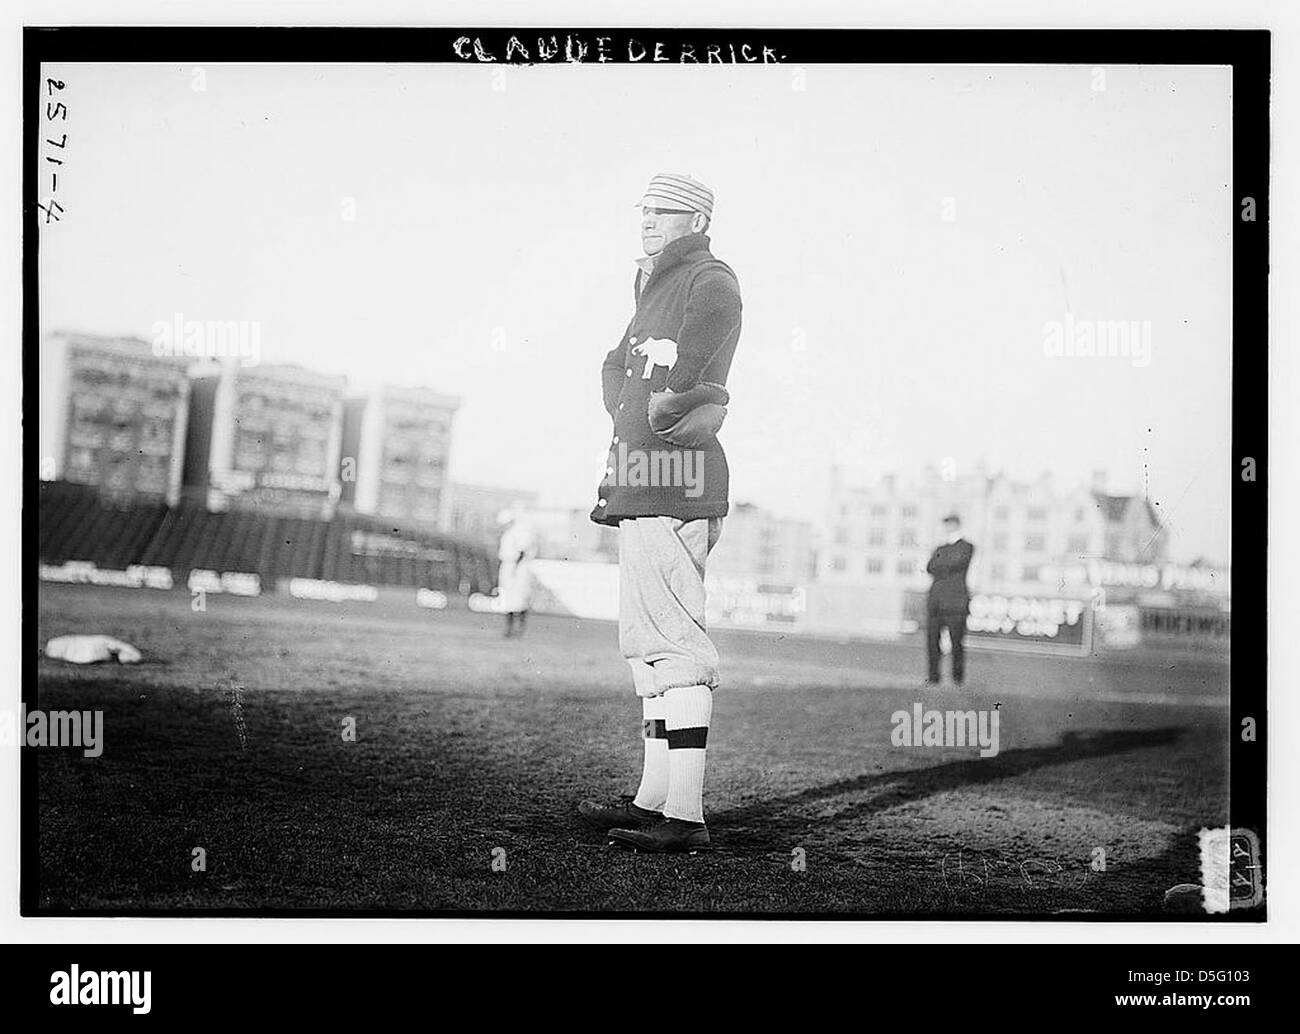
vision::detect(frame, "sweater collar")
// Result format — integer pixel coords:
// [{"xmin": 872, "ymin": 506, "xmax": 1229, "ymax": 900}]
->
[{"xmin": 634, "ymin": 232, "xmax": 712, "ymax": 277}]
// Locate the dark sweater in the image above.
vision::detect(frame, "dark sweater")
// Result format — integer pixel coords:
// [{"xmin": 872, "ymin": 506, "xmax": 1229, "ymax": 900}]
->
[
  {"xmin": 926, "ymin": 539, "xmax": 975, "ymax": 611},
  {"xmin": 591, "ymin": 233, "xmax": 742, "ymax": 526}
]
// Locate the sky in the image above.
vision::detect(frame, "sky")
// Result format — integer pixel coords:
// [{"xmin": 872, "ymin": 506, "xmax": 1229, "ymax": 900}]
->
[{"xmin": 38, "ymin": 61, "xmax": 1233, "ymax": 563}]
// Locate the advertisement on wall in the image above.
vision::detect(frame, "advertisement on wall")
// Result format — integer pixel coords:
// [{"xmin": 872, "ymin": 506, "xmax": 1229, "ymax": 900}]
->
[
  {"xmin": 966, "ymin": 592, "xmax": 1092, "ymax": 654},
  {"xmin": 906, "ymin": 590, "xmax": 1094, "ymax": 655}
]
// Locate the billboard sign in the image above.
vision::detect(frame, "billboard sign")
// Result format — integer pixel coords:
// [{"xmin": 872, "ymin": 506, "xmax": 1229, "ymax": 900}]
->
[{"xmin": 965, "ymin": 593, "xmax": 1092, "ymax": 655}]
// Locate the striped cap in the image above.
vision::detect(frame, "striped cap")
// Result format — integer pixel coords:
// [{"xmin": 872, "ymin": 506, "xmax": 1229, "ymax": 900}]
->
[{"xmin": 637, "ymin": 173, "xmax": 714, "ymax": 217}]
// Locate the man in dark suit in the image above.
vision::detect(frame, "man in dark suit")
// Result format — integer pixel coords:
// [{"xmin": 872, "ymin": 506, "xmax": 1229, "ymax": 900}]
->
[{"xmin": 926, "ymin": 513, "xmax": 974, "ymax": 686}]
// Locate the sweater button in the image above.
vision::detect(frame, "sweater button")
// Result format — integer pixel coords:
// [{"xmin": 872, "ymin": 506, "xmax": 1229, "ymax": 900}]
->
[
  {"xmin": 629, "ymin": 336, "xmax": 638, "ymax": 345},
  {"xmin": 612, "ymin": 436, "xmax": 619, "ymax": 445},
  {"xmin": 605, "ymin": 467, "xmax": 614, "ymax": 476},
  {"xmin": 618, "ymin": 403, "xmax": 624, "ymax": 410},
  {"xmin": 597, "ymin": 499, "xmax": 607, "ymax": 507},
  {"xmin": 625, "ymin": 369, "xmax": 632, "ymax": 377}
]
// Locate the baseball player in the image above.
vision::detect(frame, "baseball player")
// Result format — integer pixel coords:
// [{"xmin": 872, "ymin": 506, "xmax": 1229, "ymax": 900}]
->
[
  {"xmin": 578, "ymin": 173, "xmax": 743, "ymax": 853},
  {"xmin": 496, "ymin": 509, "xmax": 537, "ymax": 638}
]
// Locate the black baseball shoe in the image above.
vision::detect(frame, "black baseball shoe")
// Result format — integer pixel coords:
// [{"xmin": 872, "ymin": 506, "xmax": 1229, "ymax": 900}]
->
[
  {"xmin": 608, "ymin": 817, "xmax": 712, "ymax": 853},
  {"xmin": 578, "ymin": 795, "xmax": 662, "ymax": 832}
]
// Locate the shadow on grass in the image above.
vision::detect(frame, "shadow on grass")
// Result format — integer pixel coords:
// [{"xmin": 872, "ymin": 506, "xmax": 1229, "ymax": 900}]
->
[{"xmin": 714, "ymin": 727, "xmax": 1185, "ymax": 849}]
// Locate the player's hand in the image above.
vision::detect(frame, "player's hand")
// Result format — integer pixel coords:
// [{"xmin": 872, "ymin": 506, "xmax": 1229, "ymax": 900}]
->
[{"xmin": 648, "ymin": 383, "xmax": 730, "ymax": 447}]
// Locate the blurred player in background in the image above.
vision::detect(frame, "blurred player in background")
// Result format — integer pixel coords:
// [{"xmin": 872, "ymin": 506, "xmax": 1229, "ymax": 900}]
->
[
  {"xmin": 925, "ymin": 513, "xmax": 974, "ymax": 686},
  {"xmin": 578, "ymin": 173, "xmax": 743, "ymax": 853},
  {"xmin": 496, "ymin": 509, "xmax": 537, "ymax": 638}
]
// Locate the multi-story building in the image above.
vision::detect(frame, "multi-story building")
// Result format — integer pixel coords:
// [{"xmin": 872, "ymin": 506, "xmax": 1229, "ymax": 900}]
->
[
  {"xmin": 205, "ymin": 362, "xmax": 347, "ymax": 518},
  {"xmin": 810, "ymin": 462, "xmax": 1184, "ymax": 638},
  {"xmin": 820, "ymin": 463, "xmax": 1170, "ymax": 597},
  {"xmin": 439, "ymin": 481, "xmax": 540, "ymax": 551},
  {"xmin": 1090, "ymin": 484, "xmax": 1168, "ymax": 562},
  {"xmin": 707, "ymin": 502, "xmax": 815, "ymax": 587},
  {"xmin": 819, "ymin": 466, "xmax": 977, "ymax": 592},
  {"xmin": 39, "ymin": 332, "xmax": 191, "ymax": 505},
  {"xmin": 513, "ymin": 505, "xmax": 618, "ymax": 563},
  {"xmin": 341, "ymin": 385, "xmax": 460, "ymax": 528},
  {"xmin": 703, "ymin": 502, "xmax": 815, "ymax": 629},
  {"xmin": 179, "ymin": 366, "xmax": 220, "ymax": 503}
]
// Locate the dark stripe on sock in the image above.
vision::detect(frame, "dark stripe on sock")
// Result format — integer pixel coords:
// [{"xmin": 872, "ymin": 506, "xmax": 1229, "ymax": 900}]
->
[
  {"xmin": 642, "ymin": 719, "xmax": 667, "ymax": 739},
  {"xmin": 667, "ymin": 727, "xmax": 708, "ymax": 750}
]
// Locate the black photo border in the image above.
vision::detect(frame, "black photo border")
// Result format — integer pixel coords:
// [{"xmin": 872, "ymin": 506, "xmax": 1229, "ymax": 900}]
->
[{"xmin": 20, "ymin": 26, "xmax": 1269, "ymax": 921}]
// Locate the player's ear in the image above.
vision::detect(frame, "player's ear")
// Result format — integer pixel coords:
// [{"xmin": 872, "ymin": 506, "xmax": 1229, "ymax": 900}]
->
[{"xmin": 692, "ymin": 212, "xmax": 707, "ymax": 233}]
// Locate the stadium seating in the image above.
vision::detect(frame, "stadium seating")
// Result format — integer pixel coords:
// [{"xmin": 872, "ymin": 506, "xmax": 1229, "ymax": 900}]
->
[{"xmin": 37, "ymin": 480, "xmax": 496, "ymax": 596}]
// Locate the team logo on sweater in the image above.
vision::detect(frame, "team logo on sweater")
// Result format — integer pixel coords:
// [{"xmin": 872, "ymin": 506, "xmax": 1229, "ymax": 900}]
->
[{"xmin": 632, "ymin": 336, "xmax": 677, "ymax": 378}]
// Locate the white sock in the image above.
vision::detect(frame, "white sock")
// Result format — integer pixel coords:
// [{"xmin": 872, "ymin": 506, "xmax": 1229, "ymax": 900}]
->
[
  {"xmin": 664, "ymin": 684, "xmax": 712, "ymax": 824},
  {"xmin": 633, "ymin": 696, "xmax": 668, "ymax": 812}
]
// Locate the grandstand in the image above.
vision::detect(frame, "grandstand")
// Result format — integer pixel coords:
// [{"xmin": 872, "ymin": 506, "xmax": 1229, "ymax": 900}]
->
[{"xmin": 37, "ymin": 480, "xmax": 497, "ymax": 596}]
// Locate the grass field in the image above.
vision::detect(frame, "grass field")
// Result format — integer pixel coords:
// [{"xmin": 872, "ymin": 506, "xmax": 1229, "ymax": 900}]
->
[{"xmin": 32, "ymin": 582, "xmax": 1230, "ymax": 916}]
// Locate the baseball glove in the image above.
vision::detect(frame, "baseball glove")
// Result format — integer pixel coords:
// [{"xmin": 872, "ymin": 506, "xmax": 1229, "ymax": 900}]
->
[{"xmin": 647, "ymin": 383, "xmax": 730, "ymax": 448}]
